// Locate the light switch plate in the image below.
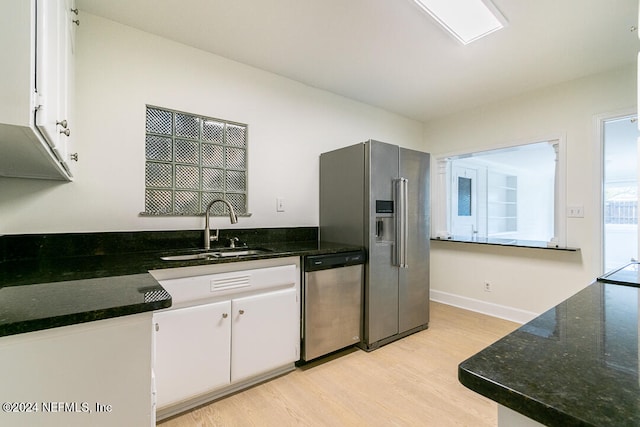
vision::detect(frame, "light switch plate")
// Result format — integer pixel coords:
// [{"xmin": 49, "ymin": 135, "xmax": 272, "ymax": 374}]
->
[{"xmin": 276, "ymin": 198, "xmax": 285, "ymax": 212}]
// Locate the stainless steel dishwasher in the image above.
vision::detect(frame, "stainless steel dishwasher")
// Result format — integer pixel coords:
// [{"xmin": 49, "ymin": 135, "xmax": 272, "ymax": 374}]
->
[{"xmin": 301, "ymin": 250, "xmax": 365, "ymax": 361}]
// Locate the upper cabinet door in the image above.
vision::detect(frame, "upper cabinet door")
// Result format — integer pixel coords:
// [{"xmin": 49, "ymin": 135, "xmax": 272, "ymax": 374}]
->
[
  {"xmin": 35, "ymin": 0, "xmax": 75, "ymax": 170},
  {"xmin": 35, "ymin": 0, "xmax": 63, "ymax": 151},
  {"xmin": 56, "ymin": 0, "xmax": 76, "ymax": 171},
  {"xmin": 0, "ymin": 0, "xmax": 75, "ymax": 180}
]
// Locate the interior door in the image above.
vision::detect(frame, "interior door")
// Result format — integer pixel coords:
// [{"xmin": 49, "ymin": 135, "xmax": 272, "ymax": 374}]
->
[
  {"xmin": 451, "ymin": 166, "xmax": 478, "ymax": 238},
  {"xmin": 602, "ymin": 115, "xmax": 639, "ymax": 272}
]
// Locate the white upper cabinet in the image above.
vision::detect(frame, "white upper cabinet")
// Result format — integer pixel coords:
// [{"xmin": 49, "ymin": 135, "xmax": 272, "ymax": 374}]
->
[{"xmin": 0, "ymin": 0, "xmax": 77, "ymax": 180}]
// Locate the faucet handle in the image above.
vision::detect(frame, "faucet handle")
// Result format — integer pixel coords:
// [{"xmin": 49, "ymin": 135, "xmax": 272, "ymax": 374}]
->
[{"xmin": 229, "ymin": 237, "xmax": 239, "ymax": 248}]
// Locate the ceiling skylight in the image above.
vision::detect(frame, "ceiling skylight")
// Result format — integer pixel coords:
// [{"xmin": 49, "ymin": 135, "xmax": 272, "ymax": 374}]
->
[{"xmin": 412, "ymin": 0, "xmax": 506, "ymax": 45}]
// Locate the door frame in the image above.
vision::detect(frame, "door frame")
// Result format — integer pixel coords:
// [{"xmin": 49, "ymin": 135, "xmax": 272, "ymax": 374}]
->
[{"xmin": 596, "ymin": 108, "xmax": 639, "ymax": 275}]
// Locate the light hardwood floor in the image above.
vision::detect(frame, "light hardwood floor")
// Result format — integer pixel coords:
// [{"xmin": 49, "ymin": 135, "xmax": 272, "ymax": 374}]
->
[{"xmin": 157, "ymin": 302, "xmax": 518, "ymax": 427}]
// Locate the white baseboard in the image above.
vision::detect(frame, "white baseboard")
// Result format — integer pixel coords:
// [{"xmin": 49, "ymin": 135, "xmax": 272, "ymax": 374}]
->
[{"xmin": 430, "ymin": 289, "xmax": 538, "ymax": 324}]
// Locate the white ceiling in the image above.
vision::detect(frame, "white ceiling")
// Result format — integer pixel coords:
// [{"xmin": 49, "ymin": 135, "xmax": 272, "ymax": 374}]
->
[{"xmin": 77, "ymin": 0, "xmax": 638, "ymax": 123}]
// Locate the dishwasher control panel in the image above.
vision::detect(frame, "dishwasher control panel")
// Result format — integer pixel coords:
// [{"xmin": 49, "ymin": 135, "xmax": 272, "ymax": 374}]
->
[{"xmin": 304, "ymin": 250, "xmax": 365, "ymax": 272}]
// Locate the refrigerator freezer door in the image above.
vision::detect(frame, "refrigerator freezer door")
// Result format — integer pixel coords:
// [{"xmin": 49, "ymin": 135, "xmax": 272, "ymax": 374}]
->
[
  {"xmin": 398, "ymin": 147, "xmax": 430, "ymax": 333},
  {"xmin": 319, "ymin": 143, "xmax": 365, "ymax": 246},
  {"xmin": 365, "ymin": 140, "xmax": 400, "ymax": 344}
]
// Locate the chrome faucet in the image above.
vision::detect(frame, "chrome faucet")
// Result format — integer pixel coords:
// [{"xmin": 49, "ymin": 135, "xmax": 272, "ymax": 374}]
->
[{"xmin": 204, "ymin": 199, "xmax": 238, "ymax": 250}]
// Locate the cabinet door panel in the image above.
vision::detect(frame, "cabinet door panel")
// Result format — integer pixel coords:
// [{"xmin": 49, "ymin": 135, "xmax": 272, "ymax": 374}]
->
[
  {"xmin": 154, "ymin": 301, "xmax": 231, "ymax": 408},
  {"xmin": 231, "ymin": 288, "xmax": 298, "ymax": 382},
  {"xmin": 35, "ymin": 0, "xmax": 63, "ymax": 150},
  {"xmin": 55, "ymin": 0, "xmax": 75, "ymax": 168}
]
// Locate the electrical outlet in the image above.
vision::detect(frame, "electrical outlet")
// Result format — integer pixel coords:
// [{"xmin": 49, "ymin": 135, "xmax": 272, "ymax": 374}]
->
[
  {"xmin": 276, "ymin": 197, "xmax": 285, "ymax": 212},
  {"xmin": 567, "ymin": 205, "xmax": 584, "ymax": 218},
  {"xmin": 484, "ymin": 281, "xmax": 492, "ymax": 292}
]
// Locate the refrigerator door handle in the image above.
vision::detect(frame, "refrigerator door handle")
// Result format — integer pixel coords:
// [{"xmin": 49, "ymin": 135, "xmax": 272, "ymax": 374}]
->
[{"xmin": 395, "ymin": 177, "xmax": 409, "ymax": 268}]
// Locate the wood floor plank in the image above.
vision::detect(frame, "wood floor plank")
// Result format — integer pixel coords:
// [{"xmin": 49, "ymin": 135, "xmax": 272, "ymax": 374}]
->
[{"xmin": 157, "ymin": 302, "xmax": 518, "ymax": 426}]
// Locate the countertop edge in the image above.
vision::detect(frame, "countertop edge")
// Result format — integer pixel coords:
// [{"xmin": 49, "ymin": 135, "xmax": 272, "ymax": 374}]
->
[
  {"xmin": 0, "ymin": 298, "xmax": 172, "ymax": 338},
  {"xmin": 0, "ymin": 272, "xmax": 172, "ymax": 339},
  {"xmin": 431, "ymin": 237, "xmax": 579, "ymax": 251},
  {"xmin": 457, "ymin": 362, "xmax": 589, "ymax": 427}
]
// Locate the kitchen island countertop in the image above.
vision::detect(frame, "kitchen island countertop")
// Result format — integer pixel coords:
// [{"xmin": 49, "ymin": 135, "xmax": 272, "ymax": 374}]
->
[{"xmin": 459, "ymin": 264, "xmax": 640, "ymax": 426}]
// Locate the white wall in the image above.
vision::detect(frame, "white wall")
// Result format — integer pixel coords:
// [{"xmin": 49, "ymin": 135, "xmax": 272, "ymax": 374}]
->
[
  {"xmin": 425, "ymin": 64, "xmax": 637, "ymax": 321},
  {"xmin": 1, "ymin": 13, "xmax": 636, "ymax": 322},
  {"xmin": 0, "ymin": 13, "xmax": 422, "ymax": 234}
]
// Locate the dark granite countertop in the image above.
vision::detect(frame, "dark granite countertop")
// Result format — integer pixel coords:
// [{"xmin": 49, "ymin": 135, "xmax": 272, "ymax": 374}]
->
[
  {"xmin": 0, "ymin": 228, "xmax": 361, "ymax": 339},
  {"xmin": 1, "ymin": 240, "xmax": 361, "ymax": 287},
  {"xmin": 598, "ymin": 262, "xmax": 640, "ymax": 287},
  {"xmin": 0, "ymin": 274, "xmax": 170, "ymax": 337},
  {"xmin": 459, "ymin": 272, "xmax": 640, "ymax": 426}
]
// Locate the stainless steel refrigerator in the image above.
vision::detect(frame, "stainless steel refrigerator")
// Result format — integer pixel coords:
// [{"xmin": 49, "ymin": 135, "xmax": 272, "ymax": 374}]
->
[{"xmin": 319, "ymin": 139, "xmax": 430, "ymax": 351}]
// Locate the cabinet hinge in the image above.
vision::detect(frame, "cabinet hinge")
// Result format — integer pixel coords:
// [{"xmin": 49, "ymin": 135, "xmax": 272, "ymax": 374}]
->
[{"xmin": 32, "ymin": 90, "xmax": 43, "ymax": 111}]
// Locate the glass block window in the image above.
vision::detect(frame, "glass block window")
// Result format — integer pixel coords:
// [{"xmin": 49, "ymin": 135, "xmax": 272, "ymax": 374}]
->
[{"xmin": 144, "ymin": 106, "xmax": 248, "ymax": 216}]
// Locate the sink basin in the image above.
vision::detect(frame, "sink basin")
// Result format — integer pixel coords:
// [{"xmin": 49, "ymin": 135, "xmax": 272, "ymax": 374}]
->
[
  {"xmin": 160, "ymin": 248, "xmax": 272, "ymax": 261},
  {"xmin": 160, "ymin": 252, "xmax": 218, "ymax": 261},
  {"xmin": 215, "ymin": 249, "xmax": 271, "ymax": 257}
]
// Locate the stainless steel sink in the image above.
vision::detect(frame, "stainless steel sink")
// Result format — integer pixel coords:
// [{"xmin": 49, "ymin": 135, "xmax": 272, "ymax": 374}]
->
[
  {"xmin": 160, "ymin": 252, "xmax": 218, "ymax": 261},
  {"xmin": 160, "ymin": 248, "xmax": 272, "ymax": 261},
  {"xmin": 215, "ymin": 249, "xmax": 270, "ymax": 257}
]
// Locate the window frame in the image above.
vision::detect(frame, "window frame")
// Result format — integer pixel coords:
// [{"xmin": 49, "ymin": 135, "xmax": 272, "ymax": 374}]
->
[
  {"xmin": 432, "ymin": 136, "xmax": 568, "ymax": 249},
  {"xmin": 142, "ymin": 105, "xmax": 250, "ymax": 217}
]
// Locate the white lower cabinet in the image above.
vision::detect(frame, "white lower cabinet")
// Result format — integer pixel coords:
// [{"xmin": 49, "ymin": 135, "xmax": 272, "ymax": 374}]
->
[
  {"xmin": 151, "ymin": 258, "xmax": 300, "ymax": 419},
  {"xmin": 231, "ymin": 288, "xmax": 298, "ymax": 382},
  {"xmin": 0, "ymin": 314, "xmax": 153, "ymax": 427},
  {"xmin": 153, "ymin": 301, "xmax": 232, "ymax": 409}
]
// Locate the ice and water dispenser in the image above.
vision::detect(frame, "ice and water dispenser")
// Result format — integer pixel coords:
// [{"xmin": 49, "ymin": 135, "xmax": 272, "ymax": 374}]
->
[{"xmin": 375, "ymin": 200, "xmax": 394, "ymax": 243}]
